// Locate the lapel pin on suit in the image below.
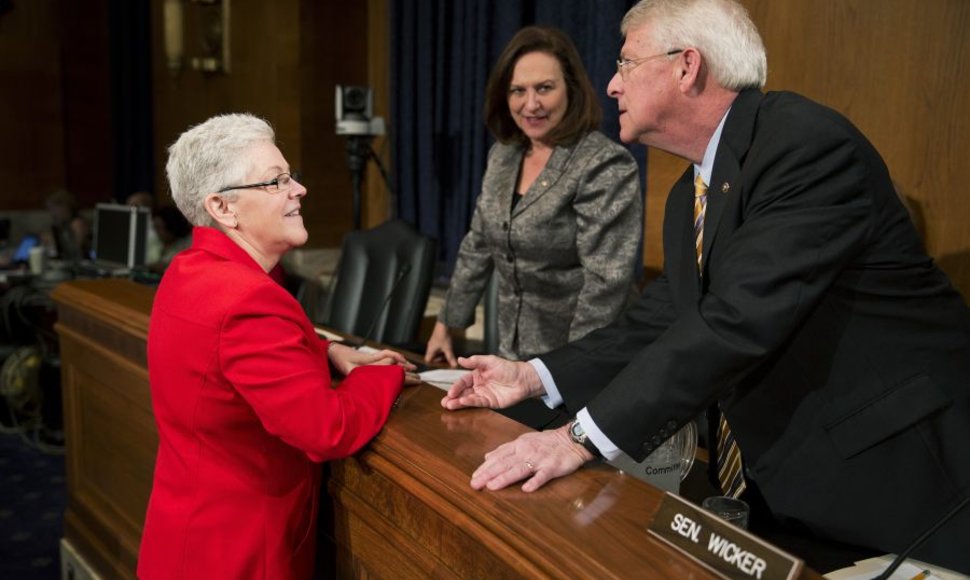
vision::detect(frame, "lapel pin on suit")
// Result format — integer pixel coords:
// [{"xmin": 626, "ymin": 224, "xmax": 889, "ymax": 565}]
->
[{"xmin": 721, "ymin": 182, "xmax": 731, "ymax": 193}]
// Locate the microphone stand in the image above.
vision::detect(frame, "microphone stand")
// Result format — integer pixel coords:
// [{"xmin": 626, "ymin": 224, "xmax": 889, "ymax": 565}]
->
[
  {"xmin": 353, "ymin": 263, "xmax": 411, "ymax": 349},
  {"xmin": 872, "ymin": 495, "xmax": 970, "ymax": 579}
]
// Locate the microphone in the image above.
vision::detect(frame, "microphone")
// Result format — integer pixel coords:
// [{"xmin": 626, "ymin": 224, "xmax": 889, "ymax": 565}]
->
[
  {"xmin": 353, "ymin": 262, "xmax": 411, "ymax": 349},
  {"xmin": 873, "ymin": 495, "xmax": 970, "ymax": 579}
]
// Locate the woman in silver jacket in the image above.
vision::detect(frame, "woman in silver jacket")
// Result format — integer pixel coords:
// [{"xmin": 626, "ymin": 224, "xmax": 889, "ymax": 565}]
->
[{"xmin": 425, "ymin": 26, "xmax": 642, "ymax": 375}]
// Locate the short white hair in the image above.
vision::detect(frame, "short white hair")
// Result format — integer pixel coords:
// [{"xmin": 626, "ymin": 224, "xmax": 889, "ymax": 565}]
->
[
  {"xmin": 166, "ymin": 113, "xmax": 275, "ymax": 227},
  {"xmin": 622, "ymin": 0, "xmax": 767, "ymax": 91}
]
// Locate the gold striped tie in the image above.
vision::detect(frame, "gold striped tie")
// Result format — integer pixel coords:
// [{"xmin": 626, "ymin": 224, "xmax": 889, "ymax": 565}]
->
[
  {"xmin": 717, "ymin": 414, "xmax": 747, "ymax": 498},
  {"xmin": 693, "ymin": 175, "xmax": 707, "ymax": 269},
  {"xmin": 694, "ymin": 174, "xmax": 747, "ymax": 499}
]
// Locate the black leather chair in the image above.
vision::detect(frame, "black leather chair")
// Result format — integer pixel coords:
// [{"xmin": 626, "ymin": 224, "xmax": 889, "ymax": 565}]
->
[{"xmin": 319, "ymin": 219, "xmax": 435, "ymax": 349}]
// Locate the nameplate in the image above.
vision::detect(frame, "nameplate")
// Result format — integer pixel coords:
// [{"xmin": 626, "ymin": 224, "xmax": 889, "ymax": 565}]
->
[{"xmin": 647, "ymin": 493, "xmax": 802, "ymax": 580}]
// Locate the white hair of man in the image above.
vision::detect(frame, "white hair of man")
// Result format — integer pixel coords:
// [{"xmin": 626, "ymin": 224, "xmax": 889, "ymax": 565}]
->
[
  {"xmin": 166, "ymin": 113, "xmax": 276, "ymax": 227},
  {"xmin": 621, "ymin": 0, "xmax": 767, "ymax": 91}
]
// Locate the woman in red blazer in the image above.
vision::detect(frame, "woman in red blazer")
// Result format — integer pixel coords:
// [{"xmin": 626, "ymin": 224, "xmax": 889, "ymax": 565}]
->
[{"xmin": 138, "ymin": 113, "xmax": 410, "ymax": 579}]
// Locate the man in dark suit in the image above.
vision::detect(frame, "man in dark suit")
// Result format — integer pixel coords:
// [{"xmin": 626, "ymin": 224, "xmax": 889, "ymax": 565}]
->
[{"xmin": 441, "ymin": 0, "xmax": 970, "ymax": 572}]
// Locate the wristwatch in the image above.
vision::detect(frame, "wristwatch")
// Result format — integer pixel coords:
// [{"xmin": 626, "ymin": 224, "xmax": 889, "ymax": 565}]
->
[{"xmin": 568, "ymin": 419, "xmax": 602, "ymax": 458}]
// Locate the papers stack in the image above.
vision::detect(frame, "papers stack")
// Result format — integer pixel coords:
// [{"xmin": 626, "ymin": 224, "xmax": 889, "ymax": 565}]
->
[{"xmin": 418, "ymin": 369, "xmax": 471, "ymax": 391}]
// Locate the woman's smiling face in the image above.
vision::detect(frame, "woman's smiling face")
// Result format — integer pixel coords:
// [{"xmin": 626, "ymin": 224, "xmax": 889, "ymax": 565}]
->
[
  {"xmin": 507, "ymin": 51, "xmax": 569, "ymax": 146},
  {"xmin": 226, "ymin": 141, "xmax": 308, "ymax": 265}
]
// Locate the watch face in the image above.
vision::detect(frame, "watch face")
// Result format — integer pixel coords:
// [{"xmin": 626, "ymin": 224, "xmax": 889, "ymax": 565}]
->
[{"xmin": 570, "ymin": 420, "xmax": 584, "ymax": 441}]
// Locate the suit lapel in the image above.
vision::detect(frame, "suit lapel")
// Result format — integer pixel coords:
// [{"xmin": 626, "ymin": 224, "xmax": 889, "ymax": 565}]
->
[
  {"xmin": 702, "ymin": 166, "xmax": 736, "ymax": 272},
  {"xmin": 701, "ymin": 89, "xmax": 764, "ymax": 273},
  {"xmin": 487, "ymin": 144, "xmax": 522, "ymax": 216},
  {"xmin": 666, "ymin": 168, "xmax": 701, "ymax": 301},
  {"xmin": 511, "ymin": 135, "xmax": 582, "ymax": 217}
]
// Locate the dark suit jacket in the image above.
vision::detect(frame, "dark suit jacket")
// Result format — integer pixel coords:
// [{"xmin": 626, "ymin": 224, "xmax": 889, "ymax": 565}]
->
[
  {"xmin": 542, "ymin": 90, "xmax": 970, "ymax": 571},
  {"xmin": 441, "ymin": 130, "xmax": 641, "ymax": 359}
]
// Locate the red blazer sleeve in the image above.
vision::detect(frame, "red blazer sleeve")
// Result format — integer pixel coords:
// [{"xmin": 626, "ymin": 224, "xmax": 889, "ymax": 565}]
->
[{"xmin": 220, "ymin": 282, "xmax": 403, "ymax": 462}]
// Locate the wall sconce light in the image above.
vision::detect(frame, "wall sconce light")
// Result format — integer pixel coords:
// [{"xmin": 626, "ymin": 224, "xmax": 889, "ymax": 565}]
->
[
  {"xmin": 163, "ymin": 0, "xmax": 231, "ymax": 76},
  {"xmin": 163, "ymin": 0, "xmax": 184, "ymax": 75},
  {"xmin": 189, "ymin": 0, "xmax": 230, "ymax": 73}
]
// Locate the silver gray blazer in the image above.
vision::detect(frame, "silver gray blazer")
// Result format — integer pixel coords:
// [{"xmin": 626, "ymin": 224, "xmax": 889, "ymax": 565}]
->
[{"xmin": 439, "ymin": 130, "xmax": 642, "ymax": 359}]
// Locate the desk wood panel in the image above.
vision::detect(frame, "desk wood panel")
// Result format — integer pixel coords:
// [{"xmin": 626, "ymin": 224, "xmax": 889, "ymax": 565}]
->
[
  {"xmin": 333, "ymin": 394, "xmax": 697, "ymax": 578},
  {"xmin": 53, "ymin": 279, "xmax": 157, "ymax": 580},
  {"xmin": 52, "ymin": 279, "xmax": 821, "ymax": 579}
]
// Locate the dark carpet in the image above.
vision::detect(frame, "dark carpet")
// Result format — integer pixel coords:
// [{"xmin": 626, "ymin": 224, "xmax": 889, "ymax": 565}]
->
[{"xmin": 0, "ymin": 429, "xmax": 65, "ymax": 580}]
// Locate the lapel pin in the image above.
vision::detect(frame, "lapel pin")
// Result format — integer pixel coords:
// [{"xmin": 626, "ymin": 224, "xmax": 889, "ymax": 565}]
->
[{"xmin": 721, "ymin": 182, "xmax": 730, "ymax": 193}]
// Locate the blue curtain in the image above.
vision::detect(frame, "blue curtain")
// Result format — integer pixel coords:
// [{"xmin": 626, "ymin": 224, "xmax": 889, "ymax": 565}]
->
[{"xmin": 390, "ymin": 0, "xmax": 644, "ymax": 276}]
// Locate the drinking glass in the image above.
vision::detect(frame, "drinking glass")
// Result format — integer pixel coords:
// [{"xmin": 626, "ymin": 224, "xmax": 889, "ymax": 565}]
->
[{"xmin": 702, "ymin": 495, "xmax": 751, "ymax": 529}]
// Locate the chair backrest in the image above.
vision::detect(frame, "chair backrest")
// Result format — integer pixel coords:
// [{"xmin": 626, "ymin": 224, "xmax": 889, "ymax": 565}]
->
[{"xmin": 321, "ymin": 219, "xmax": 436, "ymax": 348}]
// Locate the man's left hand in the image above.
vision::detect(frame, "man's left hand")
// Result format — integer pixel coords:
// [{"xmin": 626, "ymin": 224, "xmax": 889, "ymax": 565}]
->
[{"xmin": 470, "ymin": 424, "xmax": 594, "ymax": 493}]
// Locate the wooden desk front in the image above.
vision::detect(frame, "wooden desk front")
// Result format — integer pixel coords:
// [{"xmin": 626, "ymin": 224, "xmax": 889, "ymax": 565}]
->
[{"xmin": 52, "ymin": 278, "xmax": 820, "ymax": 579}]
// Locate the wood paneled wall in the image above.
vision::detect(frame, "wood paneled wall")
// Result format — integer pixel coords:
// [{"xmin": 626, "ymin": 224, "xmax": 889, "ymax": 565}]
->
[
  {"xmin": 0, "ymin": 0, "xmax": 65, "ymax": 209},
  {"xmin": 643, "ymin": 0, "xmax": 970, "ymax": 299},
  {"xmin": 365, "ymin": 0, "xmax": 392, "ymax": 231},
  {"xmin": 0, "ymin": 0, "xmax": 112, "ymax": 211},
  {"xmin": 149, "ymin": 0, "xmax": 379, "ymax": 248}
]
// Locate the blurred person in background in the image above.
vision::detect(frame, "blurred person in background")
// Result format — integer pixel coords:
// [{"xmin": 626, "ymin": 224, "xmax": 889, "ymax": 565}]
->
[
  {"xmin": 126, "ymin": 190, "xmax": 163, "ymax": 263},
  {"xmin": 147, "ymin": 205, "xmax": 192, "ymax": 273},
  {"xmin": 44, "ymin": 189, "xmax": 90, "ymax": 262}
]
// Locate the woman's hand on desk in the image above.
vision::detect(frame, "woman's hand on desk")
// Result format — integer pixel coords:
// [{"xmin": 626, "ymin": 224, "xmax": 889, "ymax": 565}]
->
[
  {"xmin": 328, "ymin": 342, "xmax": 415, "ymax": 376},
  {"xmin": 440, "ymin": 355, "xmax": 544, "ymax": 410},
  {"xmin": 424, "ymin": 321, "xmax": 458, "ymax": 368}
]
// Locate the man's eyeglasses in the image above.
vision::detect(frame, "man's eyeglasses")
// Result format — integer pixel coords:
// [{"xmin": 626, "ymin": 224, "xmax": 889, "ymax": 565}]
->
[
  {"xmin": 615, "ymin": 49, "xmax": 683, "ymax": 79},
  {"xmin": 218, "ymin": 171, "xmax": 302, "ymax": 194}
]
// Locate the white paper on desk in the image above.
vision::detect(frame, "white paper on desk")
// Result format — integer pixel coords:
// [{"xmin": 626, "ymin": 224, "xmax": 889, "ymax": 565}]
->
[
  {"xmin": 419, "ymin": 369, "xmax": 471, "ymax": 391},
  {"xmin": 824, "ymin": 555, "xmax": 958, "ymax": 580}
]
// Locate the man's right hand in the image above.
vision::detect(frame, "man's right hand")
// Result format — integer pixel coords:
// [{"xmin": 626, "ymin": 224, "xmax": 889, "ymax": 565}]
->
[{"xmin": 441, "ymin": 355, "xmax": 545, "ymax": 410}]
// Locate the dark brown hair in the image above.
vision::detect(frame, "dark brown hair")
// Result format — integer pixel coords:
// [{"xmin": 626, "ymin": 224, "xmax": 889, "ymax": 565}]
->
[{"xmin": 484, "ymin": 26, "xmax": 602, "ymax": 147}]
